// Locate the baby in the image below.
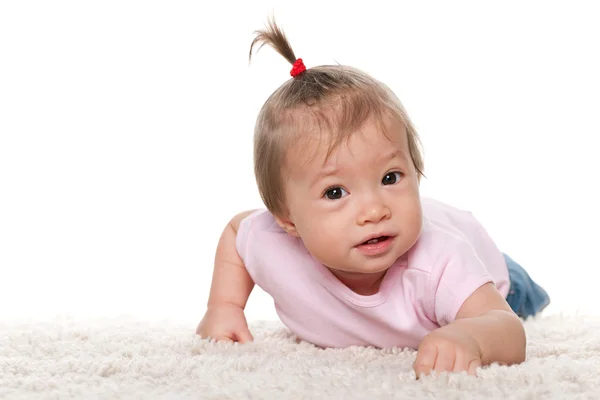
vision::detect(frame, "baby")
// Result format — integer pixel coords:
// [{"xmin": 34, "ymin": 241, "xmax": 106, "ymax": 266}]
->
[{"xmin": 197, "ymin": 19, "xmax": 550, "ymax": 377}]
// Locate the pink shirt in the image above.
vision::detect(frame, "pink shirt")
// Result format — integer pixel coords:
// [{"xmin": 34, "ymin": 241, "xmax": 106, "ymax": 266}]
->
[{"xmin": 236, "ymin": 197, "xmax": 510, "ymax": 349}]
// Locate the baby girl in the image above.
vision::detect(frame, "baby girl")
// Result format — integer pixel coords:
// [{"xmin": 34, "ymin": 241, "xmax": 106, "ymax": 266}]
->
[{"xmin": 197, "ymin": 19, "xmax": 549, "ymax": 377}]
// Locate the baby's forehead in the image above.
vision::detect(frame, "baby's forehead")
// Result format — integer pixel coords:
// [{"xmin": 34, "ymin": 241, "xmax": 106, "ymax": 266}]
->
[{"xmin": 286, "ymin": 123, "xmax": 408, "ymax": 174}]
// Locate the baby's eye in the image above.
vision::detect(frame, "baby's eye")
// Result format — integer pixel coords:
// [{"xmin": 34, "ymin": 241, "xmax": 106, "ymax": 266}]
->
[
  {"xmin": 382, "ymin": 172, "xmax": 403, "ymax": 185},
  {"xmin": 324, "ymin": 187, "xmax": 348, "ymax": 200}
]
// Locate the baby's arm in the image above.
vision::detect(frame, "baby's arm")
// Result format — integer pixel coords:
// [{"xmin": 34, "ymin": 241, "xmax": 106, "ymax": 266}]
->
[
  {"xmin": 451, "ymin": 283, "xmax": 526, "ymax": 367},
  {"xmin": 414, "ymin": 283, "xmax": 526, "ymax": 377},
  {"xmin": 196, "ymin": 210, "xmax": 257, "ymax": 342}
]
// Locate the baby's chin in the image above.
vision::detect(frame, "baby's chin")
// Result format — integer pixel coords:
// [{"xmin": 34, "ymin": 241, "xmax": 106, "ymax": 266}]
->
[
  {"xmin": 313, "ymin": 247, "xmax": 402, "ymax": 275},
  {"xmin": 327, "ymin": 262, "xmax": 393, "ymax": 276}
]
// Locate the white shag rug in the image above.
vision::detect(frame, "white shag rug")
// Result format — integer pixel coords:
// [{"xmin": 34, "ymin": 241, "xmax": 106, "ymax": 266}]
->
[{"xmin": 1, "ymin": 314, "xmax": 599, "ymax": 399}]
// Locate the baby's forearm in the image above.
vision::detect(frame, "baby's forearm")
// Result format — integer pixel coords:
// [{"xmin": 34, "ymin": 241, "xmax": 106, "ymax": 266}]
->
[
  {"xmin": 451, "ymin": 310, "xmax": 526, "ymax": 366},
  {"xmin": 206, "ymin": 211, "xmax": 256, "ymax": 310}
]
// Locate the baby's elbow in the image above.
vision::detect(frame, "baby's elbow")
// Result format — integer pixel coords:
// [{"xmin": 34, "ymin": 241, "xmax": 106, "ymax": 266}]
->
[
  {"xmin": 513, "ymin": 341, "xmax": 526, "ymax": 365},
  {"xmin": 510, "ymin": 312, "xmax": 527, "ymax": 364},
  {"xmin": 492, "ymin": 310, "xmax": 527, "ymax": 365}
]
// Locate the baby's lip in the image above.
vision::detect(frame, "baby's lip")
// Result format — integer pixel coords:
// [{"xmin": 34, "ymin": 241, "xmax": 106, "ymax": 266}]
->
[{"xmin": 356, "ymin": 232, "xmax": 396, "ymax": 246}]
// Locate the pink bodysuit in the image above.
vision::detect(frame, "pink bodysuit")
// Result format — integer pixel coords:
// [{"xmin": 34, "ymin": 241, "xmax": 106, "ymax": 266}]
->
[{"xmin": 236, "ymin": 197, "xmax": 510, "ymax": 349}]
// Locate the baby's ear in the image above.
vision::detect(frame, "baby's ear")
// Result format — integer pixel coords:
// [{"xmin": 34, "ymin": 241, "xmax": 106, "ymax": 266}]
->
[{"xmin": 274, "ymin": 214, "xmax": 300, "ymax": 237}]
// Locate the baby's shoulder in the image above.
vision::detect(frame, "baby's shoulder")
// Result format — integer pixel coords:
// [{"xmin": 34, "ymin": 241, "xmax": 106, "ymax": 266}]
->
[
  {"xmin": 237, "ymin": 208, "xmax": 297, "ymax": 256},
  {"xmin": 236, "ymin": 209, "xmax": 313, "ymax": 285},
  {"xmin": 406, "ymin": 216, "xmax": 476, "ymax": 275},
  {"xmin": 239, "ymin": 208, "xmax": 285, "ymax": 236}
]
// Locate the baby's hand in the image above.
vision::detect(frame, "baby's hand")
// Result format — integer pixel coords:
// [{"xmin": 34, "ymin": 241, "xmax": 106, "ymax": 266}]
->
[
  {"xmin": 413, "ymin": 324, "xmax": 483, "ymax": 378},
  {"xmin": 196, "ymin": 303, "xmax": 254, "ymax": 343}
]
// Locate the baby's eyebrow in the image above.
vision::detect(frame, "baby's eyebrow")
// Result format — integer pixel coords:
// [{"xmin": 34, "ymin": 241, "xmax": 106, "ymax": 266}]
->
[
  {"xmin": 368, "ymin": 148, "xmax": 407, "ymax": 166},
  {"xmin": 382, "ymin": 149, "xmax": 405, "ymax": 162},
  {"xmin": 310, "ymin": 165, "xmax": 343, "ymax": 188}
]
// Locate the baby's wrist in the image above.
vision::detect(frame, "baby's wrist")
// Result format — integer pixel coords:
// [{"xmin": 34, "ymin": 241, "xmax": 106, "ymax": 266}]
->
[{"xmin": 207, "ymin": 301, "xmax": 245, "ymax": 312}]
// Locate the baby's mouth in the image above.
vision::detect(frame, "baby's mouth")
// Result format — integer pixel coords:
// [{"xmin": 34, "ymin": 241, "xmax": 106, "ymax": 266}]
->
[{"xmin": 361, "ymin": 236, "xmax": 390, "ymax": 245}]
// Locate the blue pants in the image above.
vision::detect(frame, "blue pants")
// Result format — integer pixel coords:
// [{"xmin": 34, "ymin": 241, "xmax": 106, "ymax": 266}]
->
[{"xmin": 504, "ymin": 253, "xmax": 550, "ymax": 319}]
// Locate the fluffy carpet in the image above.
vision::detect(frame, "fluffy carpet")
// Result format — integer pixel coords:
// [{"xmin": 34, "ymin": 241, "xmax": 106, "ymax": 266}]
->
[{"xmin": 1, "ymin": 314, "xmax": 599, "ymax": 399}]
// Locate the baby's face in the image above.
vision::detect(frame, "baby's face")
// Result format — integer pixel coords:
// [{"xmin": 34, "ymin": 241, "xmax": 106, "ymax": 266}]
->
[{"xmin": 278, "ymin": 114, "xmax": 423, "ymax": 278}]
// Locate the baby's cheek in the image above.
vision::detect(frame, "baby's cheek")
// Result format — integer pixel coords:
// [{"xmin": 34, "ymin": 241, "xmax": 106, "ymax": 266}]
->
[
  {"xmin": 307, "ymin": 228, "xmax": 337, "ymax": 258},
  {"xmin": 402, "ymin": 203, "xmax": 423, "ymax": 242}
]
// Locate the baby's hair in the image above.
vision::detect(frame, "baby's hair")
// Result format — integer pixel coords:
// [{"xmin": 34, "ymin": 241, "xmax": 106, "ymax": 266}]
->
[{"xmin": 249, "ymin": 17, "xmax": 425, "ymax": 217}]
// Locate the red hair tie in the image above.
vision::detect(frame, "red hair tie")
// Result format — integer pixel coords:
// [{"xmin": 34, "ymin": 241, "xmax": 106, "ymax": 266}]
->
[{"xmin": 290, "ymin": 58, "xmax": 306, "ymax": 77}]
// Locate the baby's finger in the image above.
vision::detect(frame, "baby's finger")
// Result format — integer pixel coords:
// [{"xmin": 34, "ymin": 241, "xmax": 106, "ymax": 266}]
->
[
  {"xmin": 433, "ymin": 346, "xmax": 455, "ymax": 373},
  {"xmin": 235, "ymin": 329, "xmax": 254, "ymax": 344},
  {"xmin": 453, "ymin": 349, "xmax": 469, "ymax": 373},
  {"xmin": 414, "ymin": 344, "xmax": 437, "ymax": 378},
  {"xmin": 468, "ymin": 359, "xmax": 482, "ymax": 376},
  {"xmin": 213, "ymin": 333, "xmax": 235, "ymax": 343}
]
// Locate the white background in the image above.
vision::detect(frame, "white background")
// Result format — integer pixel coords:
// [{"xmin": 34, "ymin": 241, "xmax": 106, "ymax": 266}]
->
[{"xmin": 1, "ymin": 1, "xmax": 599, "ymax": 326}]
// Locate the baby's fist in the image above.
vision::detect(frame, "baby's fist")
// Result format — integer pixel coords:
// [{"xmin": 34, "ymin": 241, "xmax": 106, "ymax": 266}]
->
[
  {"xmin": 196, "ymin": 304, "xmax": 254, "ymax": 344},
  {"xmin": 413, "ymin": 325, "xmax": 483, "ymax": 378}
]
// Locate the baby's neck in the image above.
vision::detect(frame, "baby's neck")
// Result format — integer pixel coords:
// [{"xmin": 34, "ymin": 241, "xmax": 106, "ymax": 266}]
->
[{"xmin": 328, "ymin": 268, "xmax": 388, "ymax": 296}]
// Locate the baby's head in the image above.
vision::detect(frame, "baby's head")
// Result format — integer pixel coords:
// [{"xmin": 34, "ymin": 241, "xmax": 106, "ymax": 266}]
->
[{"xmin": 249, "ymin": 19, "xmax": 425, "ymax": 278}]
